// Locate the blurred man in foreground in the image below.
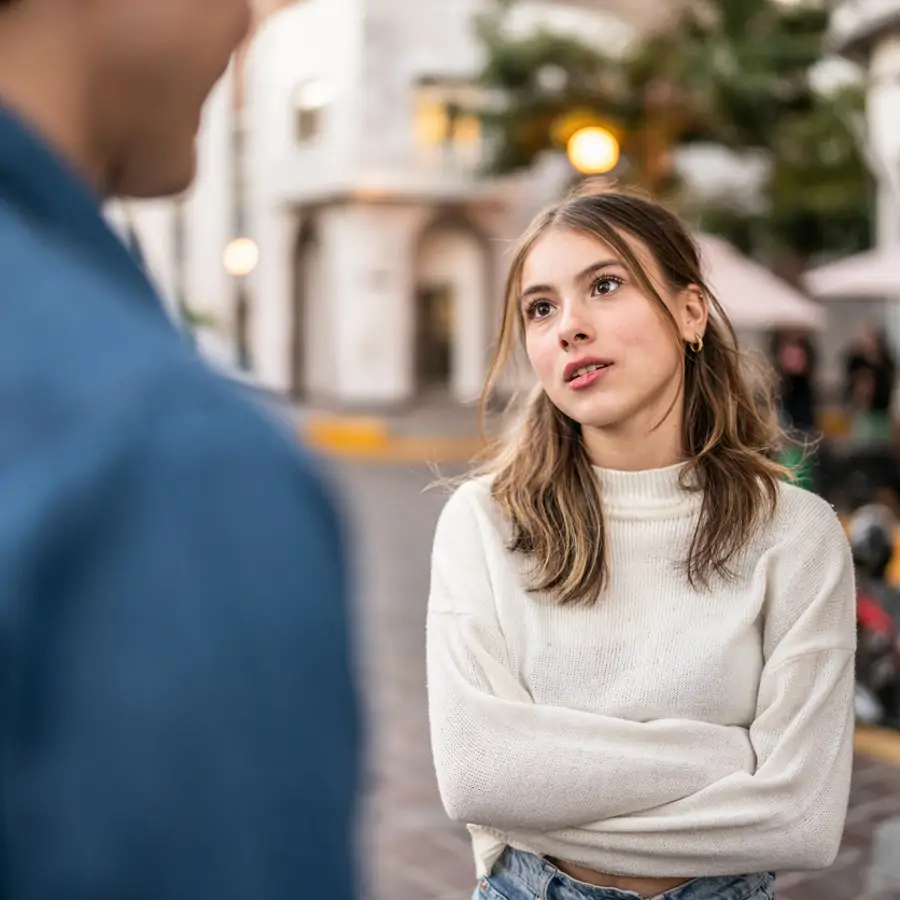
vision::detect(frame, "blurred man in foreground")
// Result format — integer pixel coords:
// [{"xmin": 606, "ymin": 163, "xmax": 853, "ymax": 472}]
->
[{"xmin": 0, "ymin": 1, "xmax": 360, "ymax": 898}]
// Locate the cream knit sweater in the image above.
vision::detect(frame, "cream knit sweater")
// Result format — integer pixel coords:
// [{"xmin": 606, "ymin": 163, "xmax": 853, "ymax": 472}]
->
[{"xmin": 426, "ymin": 464, "xmax": 856, "ymax": 879}]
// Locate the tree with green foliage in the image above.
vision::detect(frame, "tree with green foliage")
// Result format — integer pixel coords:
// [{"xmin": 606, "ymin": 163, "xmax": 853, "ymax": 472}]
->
[{"xmin": 473, "ymin": 0, "xmax": 872, "ymax": 274}]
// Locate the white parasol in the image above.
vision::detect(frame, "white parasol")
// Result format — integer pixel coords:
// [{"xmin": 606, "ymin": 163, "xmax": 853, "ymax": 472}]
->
[
  {"xmin": 696, "ymin": 233, "xmax": 826, "ymax": 331},
  {"xmin": 802, "ymin": 247, "xmax": 900, "ymax": 300}
]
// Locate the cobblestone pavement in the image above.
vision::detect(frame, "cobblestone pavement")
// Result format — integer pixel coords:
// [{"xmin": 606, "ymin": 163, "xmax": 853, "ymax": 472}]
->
[{"xmin": 333, "ymin": 461, "xmax": 900, "ymax": 900}]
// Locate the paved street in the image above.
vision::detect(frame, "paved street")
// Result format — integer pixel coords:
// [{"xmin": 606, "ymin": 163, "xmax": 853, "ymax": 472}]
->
[{"xmin": 333, "ymin": 460, "xmax": 900, "ymax": 900}]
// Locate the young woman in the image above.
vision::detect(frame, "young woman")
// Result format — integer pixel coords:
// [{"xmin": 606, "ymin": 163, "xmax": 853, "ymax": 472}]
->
[{"xmin": 426, "ymin": 184, "xmax": 855, "ymax": 900}]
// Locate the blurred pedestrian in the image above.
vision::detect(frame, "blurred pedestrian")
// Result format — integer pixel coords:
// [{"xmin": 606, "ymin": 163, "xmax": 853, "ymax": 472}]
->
[
  {"xmin": 844, "ymin": 322, "xmax": 895, "ymax": 444},
  {"xmin": 427, "ymin": 184, "xmax": 855, "ymax": 900},
  {"xmin": 770, "ymin": 330, "xmax": 818, "ymax": 434},
  {"xmin": 770, "ymin": 330, "xmax": 819, "ymax": 490},
  {"xmin": 0, "ymin": 2, "xmax": 359, "ymax": 899}
]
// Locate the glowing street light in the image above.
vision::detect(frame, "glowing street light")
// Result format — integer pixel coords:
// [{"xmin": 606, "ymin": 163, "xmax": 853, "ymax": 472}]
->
[
  {"xmin": 223, "ymin": 237, "xmax": 258, "ymax": 372},
  {"xmin": 223, "ymin": 237, "xmax": 259, "ymax": 278},
  {"xmin": 567, "ymin": 126, "xmax": 620, "ymax": 175}
]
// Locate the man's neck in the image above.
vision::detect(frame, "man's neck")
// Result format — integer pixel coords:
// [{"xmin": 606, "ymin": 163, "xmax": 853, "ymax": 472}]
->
[{"xmin": 0, "ymin": 20, "xmax": 104, "ymax": 191}]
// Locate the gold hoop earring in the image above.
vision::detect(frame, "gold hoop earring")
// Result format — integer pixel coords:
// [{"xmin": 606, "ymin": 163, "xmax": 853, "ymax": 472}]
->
[{"xmin": 690, "ymin": 334, "xmax": 704, "ymax": 353}]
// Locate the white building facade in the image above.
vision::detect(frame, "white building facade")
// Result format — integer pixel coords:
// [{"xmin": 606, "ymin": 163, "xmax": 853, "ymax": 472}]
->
[
  {"xmin": 116, "ymin": 0, "xmax": 657, "ymax": 408},
  {"xmin": 824, "ymin": 0, "xmax": 900, "ymax": 374},
  {"xmin": 831, "ymin": 0, "xmax": 900, "ymax": 248}
]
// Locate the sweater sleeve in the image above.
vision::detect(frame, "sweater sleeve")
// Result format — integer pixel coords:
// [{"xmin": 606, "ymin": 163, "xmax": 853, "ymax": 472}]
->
[
  {"xmin": 502, "ymin": 498, "xmax": 856, "ymax": 876},
  {"xmin": 427, "ymin": 483, "xmax": 757, "ymax": 831}
]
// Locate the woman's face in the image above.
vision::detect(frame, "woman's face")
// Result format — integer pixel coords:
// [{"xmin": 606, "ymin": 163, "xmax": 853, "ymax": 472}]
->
[{"xmin": 519, "ymin": 227, "xmax": 706, "ymax": 449}]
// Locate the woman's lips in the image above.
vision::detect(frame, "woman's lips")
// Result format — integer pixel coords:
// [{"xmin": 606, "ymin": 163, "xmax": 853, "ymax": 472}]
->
[{"xmin": 566, "ymin": 362, "xmax": 613, "ymax": 390}]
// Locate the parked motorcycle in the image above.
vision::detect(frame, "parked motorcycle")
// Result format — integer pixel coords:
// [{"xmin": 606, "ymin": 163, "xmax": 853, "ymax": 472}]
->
[{"xmin": 849, "ymin": 503, "xmax": 900, "ymax": 726}]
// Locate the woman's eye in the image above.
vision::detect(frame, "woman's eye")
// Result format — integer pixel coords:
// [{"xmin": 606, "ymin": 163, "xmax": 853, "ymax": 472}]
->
[
  {"xmin": 527, "ymin": 300, "xmax": 554, "ymax": 319},
  {"xmin": 591, "ymin": 275, "xmax": 624, "ymax": 296}
]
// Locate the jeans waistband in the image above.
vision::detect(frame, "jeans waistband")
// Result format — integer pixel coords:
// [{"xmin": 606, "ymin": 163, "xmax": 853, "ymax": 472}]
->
[{"xmin": 487, "ymin": 848, "xmax": 774, "ymax": 900}]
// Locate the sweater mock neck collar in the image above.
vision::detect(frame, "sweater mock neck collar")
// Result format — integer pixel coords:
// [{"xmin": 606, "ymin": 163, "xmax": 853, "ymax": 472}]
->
[{"xmin": 592, "ymin": 462, "xmax": 700, "ymax": 513}]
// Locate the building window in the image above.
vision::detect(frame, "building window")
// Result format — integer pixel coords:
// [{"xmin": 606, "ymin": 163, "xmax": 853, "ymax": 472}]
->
[
  {"xmin": 413, "ymin": 78, "xmax": 483, "ymax": 152},
  {"xmin": 292, "ymin": 77, "xmax": 334, "ymax": 144}
]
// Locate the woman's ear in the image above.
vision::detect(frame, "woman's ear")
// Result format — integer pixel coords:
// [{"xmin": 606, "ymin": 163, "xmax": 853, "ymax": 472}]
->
[{"xmin": 679, "ymin": 284, "xmax": 708, "ymax": 342}]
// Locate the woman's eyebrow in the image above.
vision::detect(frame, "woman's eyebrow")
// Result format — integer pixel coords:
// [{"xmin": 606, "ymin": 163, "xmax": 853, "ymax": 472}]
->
[{"xmin": 519, "ymin": 258, "xmax": 621, "ymax": 302}]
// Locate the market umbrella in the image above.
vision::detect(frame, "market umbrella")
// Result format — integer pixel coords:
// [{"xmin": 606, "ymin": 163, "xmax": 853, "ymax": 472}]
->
[
  {"xmin": 696, "ymin": 233, "xmax": 826, "ymax": 331},
  {"xmin": 802, "ymin": 247, "xmax": 900, "ymax": 300}
]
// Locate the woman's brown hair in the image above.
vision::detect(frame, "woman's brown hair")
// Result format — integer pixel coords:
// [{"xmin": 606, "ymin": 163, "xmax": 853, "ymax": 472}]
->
[{"xmin": 474, "ymin": 182, "xmax": 787, "ymax": 606}]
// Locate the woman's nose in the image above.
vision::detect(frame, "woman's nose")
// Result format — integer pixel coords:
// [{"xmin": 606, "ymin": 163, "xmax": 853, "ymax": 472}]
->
[{"xmin": 557, "ymin": 307, "xmax": 594, "ymax": 349}]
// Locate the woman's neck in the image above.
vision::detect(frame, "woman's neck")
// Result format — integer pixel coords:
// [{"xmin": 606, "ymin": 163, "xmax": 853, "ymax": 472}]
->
[{"xmin": 581, "ymin": 412, "xmax": 683, "ymax": 472}]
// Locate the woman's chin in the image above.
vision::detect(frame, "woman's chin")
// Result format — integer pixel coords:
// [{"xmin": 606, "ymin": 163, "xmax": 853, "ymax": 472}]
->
[{"xmin": 562, "ymin": 403, "xmax": 633, "ymax": 433}]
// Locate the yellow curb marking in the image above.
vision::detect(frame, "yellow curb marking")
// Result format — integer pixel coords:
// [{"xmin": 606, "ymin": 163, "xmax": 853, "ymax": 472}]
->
[
  {"xmin": 309, "ymin": 435, "xmax": 487, "ymax": 463},
  {"xmin": 301, "ymin": 413, "xmax": 489, "ymax": 463},
  {"xmin": 304, "ymin": 416, "xmax": 390, "ymax": 452},
  {"xmin": 855, "ymin": 726, "xmax": 900, "ymax": 767}
]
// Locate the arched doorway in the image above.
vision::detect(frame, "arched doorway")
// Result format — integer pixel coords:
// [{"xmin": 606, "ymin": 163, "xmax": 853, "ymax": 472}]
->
[
  {"xmin": 413, "ymin": 217, "xmax": 490, "ymax": 399},
  {"xmin": 292, "ymin": 220, "xmax": 321, "ymax": 399}
]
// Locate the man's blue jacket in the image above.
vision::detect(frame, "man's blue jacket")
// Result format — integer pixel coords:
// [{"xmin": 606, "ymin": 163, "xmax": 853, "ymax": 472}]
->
[{"xmin": 0, "ymin": 108, "xmax": 360, "ymax": 900}]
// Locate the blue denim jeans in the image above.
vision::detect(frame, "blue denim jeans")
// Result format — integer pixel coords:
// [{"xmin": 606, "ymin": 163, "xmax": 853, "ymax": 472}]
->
[{"xmin": 475, "ymin": 849, "xmax": 775, "ymax": 900}]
